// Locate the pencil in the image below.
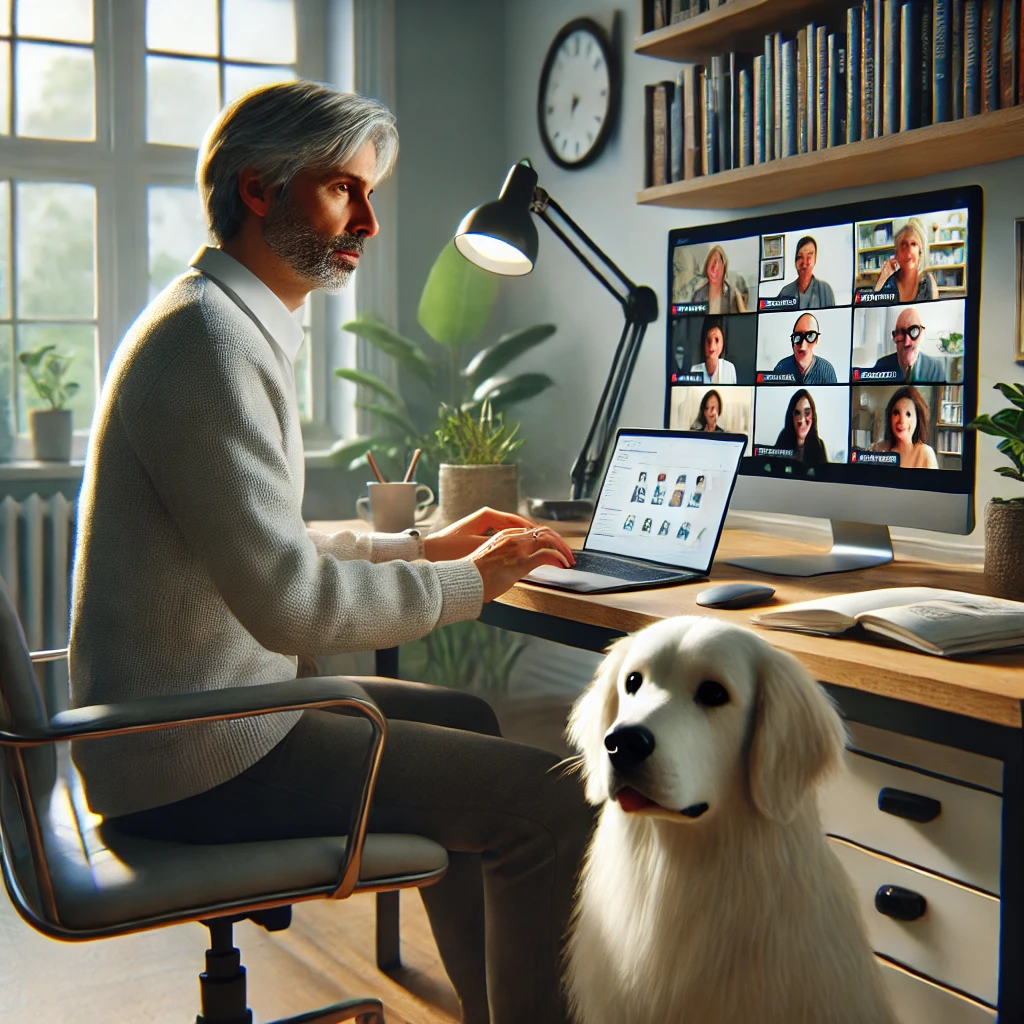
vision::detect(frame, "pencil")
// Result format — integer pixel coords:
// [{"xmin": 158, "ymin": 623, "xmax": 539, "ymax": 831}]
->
[
  {"xmin": 366, "ymin": 450, "xmax": 387, "ymax": 484},
  {"xmin": 403, "ymin": 448, "xmax": 422, "ymax": 483}
]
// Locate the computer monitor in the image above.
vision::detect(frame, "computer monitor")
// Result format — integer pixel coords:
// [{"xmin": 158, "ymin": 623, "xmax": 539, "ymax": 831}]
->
[{"xmin": 664, "ymin": 185, "xmax": 981, "ymax": 576}]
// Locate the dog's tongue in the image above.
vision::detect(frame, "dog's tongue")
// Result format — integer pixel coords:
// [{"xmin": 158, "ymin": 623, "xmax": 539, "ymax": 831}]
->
[{"xmin": 616, "ymin": 787, "xmax": 654, "ymax": 813}]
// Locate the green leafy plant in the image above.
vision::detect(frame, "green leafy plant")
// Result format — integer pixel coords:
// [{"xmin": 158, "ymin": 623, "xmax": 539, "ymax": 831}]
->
[
  {"xmin": 402, "ymin": 619, "xmax": 527, "ymax": 694},
  {"xmin": 433, "ymin": 402, "xmax": 524, "ymax": 466},
  {"xmin": 939, "ymin": 331, "xmax": 964, "ymax": 354},
  {"xmin": 331, "ymin": 241, "xmax": 556, "ymax": 482},
  {"xmin": 968, "ymin": 382, "xmax": 1024, "ymax": 503},
  {"xmin": 18, "ymin": 345, "xmax": 79, "ymax": 410}
]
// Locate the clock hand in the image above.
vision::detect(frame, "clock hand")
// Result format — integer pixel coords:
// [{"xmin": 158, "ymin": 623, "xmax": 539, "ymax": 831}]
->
[{"xmin": 571, "ymin": 94, "xmax": 580, "ymax": 116}]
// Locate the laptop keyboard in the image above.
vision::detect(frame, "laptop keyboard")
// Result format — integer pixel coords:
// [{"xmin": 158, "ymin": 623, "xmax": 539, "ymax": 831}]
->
[{"xmin": 572, "ymin": 550, "xmax": 695, "ymax": 583}]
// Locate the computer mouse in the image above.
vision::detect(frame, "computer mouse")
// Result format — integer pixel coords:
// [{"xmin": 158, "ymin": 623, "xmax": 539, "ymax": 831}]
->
[{"xmin": 695, "ymin": 582, "xmax": 776, "ymax": 610}]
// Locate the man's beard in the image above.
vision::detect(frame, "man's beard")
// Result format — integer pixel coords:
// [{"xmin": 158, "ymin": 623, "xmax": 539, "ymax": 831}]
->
[{"xmin": 262, "ymin": 194, "xmax": 365, "ymax": 292}]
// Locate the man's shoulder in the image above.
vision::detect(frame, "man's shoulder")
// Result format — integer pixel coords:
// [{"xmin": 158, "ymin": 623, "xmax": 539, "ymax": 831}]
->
[
  {"xmin": 917, "ymin": 352, "xmax": 946, "ymax": 379},
  {"xmin": 776, "ymin": 280, "xmax": 798, "ymax": 298},
  {"xmin": 773, "ymin": 354, "xmax": 796, "ymax": 370},
  {"xmin": 873, "ymin": 352, "xmax": 898, "ymax": 369}
]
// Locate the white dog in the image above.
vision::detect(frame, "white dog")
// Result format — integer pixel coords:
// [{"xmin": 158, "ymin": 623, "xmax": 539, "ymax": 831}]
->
[{"xmin": 564, "ymin": 616, "xmax": 897, "ymax": 1024}]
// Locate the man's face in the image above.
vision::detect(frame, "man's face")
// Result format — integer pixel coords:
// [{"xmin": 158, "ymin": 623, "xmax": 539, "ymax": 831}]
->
[
  {"xmin": 261, "ymin": 141, "xmax": 380, "ymax": 292},
  {"xmin": 791, "ymin": 313, "xmax": 819, "ymax": 374},
  {"xmin": 794, "ymin": 242, "xmax": 816, "ymax": 288},
  {"xmin": 892, "ymin": 308, "xmax": 924, "ymax": 370}
]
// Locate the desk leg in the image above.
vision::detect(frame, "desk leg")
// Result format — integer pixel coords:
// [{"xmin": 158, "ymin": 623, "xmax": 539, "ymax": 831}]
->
[{"xmin": 374, "ymin": 647, "xmax": 402, "ymax": 972}]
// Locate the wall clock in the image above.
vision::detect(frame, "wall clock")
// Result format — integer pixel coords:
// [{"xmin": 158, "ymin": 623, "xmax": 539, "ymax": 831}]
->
[{"xmin": 537, "ymin": 18, "xmax": 620, "ymax": 171}]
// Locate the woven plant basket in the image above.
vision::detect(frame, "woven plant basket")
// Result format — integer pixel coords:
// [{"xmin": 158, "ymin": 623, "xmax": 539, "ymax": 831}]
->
[
  {"xmin": 984, "ymin": 500, "xmax": 1024, "ymax": 600},
  {"xmin": 435, "ymin": 464, "xmax": 518, "ymax": 528}
]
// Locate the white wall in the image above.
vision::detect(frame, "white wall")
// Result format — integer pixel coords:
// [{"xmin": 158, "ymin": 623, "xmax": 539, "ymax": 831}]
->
[{"xmin": 499, "ymin": 0, "xmax": 1024, "ymax": 559}]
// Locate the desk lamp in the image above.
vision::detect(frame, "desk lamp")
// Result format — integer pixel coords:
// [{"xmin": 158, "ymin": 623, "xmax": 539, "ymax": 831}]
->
[{"xmin": 453, "ymin": 159, "xmax": 658, "ymax": 520}]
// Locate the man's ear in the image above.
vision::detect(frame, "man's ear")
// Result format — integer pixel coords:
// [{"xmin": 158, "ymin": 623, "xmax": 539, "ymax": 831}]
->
[
  {"xmin": 236, "ymin": 167, "xmax": 274, "ymax": 219},
  {"xmin": 566, "ymin": 636, "xmax": 631, "ymax": 805},
  {"xmin": 748, "ymin": 645, "xmax": 847, "ymax": 823}
]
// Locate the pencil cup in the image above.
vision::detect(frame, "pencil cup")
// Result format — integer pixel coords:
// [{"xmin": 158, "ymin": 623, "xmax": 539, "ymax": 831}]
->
[{"xmin": 356, "ymin": 482, "xmax": 435, "ymax": 533}]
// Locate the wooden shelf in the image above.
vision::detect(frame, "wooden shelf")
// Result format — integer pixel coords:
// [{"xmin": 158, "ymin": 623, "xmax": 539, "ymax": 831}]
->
[
  {"xmin": 635, "ymin": 0, "xmax": 840, "ymax": 64},
  {"xmin": 636, "ymin": 105, "xmax": 1024, "ymax": 210}
]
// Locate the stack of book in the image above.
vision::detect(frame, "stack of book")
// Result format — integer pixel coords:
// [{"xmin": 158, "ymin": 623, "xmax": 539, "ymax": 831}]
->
[
  {"xmin": 644, "ymin": 0, "xmax": 1024, "ymax": 188},
  {"xmin": 646, "ymin": 0, "xmax": 729, "ymax": 31}
]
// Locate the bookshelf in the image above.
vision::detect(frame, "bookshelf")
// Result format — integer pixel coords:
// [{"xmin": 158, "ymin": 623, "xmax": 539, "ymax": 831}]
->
[
  {"xmin": 936, "ymin": 383, "xmax": 964, "ymax": 459},
  {"xmin": 636, "ymin": 105, "xmax": 1024, "ymax": 210}
]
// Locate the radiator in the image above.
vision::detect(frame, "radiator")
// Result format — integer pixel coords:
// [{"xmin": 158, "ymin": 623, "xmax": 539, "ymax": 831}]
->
[{"xmin": 0, "ymin": 493, "xmax": 76, "ymax": 710}]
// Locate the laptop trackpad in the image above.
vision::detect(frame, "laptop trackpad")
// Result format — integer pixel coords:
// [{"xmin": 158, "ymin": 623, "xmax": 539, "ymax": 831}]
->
[{"xmin": 524, "ymin": 565, "xmax": 625, "ymax": 592}]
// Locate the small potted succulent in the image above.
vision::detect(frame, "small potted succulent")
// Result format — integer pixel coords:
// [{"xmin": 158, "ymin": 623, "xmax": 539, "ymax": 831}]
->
[
  {"xmin": 432, "ymin": 401, "xmax": 524, "ymax": 527},
  {"xmin": 18, "ymin": 344, "xmax": 79, "ymax": 461},
  {"xmin": 968, "ymin": 382, "xmax": 1024, "ymax": 599}
]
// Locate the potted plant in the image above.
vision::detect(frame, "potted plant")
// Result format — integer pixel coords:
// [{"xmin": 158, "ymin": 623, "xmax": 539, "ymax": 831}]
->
[
  {"xmin": 432, "ymin": 402, "xmax": 524, "ymax": 526},
  {"xmin": 968, "ymin": 382, "xmax": 1024, "ymax": 600},
  {"xmin": 18, "ymin": 345, "xmax": 79, "ymax": 461}
]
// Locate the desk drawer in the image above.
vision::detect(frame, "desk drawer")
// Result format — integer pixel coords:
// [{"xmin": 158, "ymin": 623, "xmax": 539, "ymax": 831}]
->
[
  {"xmin": 878, "ymin": 958, "xmax": 996, "ymax": 1024},
  {"xmin": 820, "ymin": 750, "xmax": 1002, "ymax": 894},
  {"xmin": 829, "ymin": 838, "xmax": 1000, "ymax": 1005}
]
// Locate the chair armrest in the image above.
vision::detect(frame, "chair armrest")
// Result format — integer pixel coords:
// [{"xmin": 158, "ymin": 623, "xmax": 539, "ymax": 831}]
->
[
  {"xmin": 0, "ymin": 676, "xmax": 385, "ymax": 900},
  {"xmin": 30, "ymin": 648, "xmax": 68, "ymax": 664}
]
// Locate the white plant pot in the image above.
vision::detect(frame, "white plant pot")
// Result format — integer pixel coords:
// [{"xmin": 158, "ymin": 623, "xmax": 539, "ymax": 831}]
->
[
  {"xmin": 436, "ymin": 463, "xmax": 519, "ymax": 528},
  {"xmin": 30, "ymin": 408, "xmax": 73, "ymax": 462}
]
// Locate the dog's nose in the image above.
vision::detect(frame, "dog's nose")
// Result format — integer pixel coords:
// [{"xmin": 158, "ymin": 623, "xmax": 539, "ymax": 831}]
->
[{"xmin": 604, "ymin": 725, "xmax": 655, "ymax": 771}]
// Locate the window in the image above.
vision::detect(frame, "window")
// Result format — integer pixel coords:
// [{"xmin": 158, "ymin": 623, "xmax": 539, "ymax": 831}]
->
[{"xmin": 0, "ymin": 0, "xmax": 336, "ymax": 459}]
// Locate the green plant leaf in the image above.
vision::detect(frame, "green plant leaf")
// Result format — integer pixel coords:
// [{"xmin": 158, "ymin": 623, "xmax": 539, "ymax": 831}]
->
[
  {"xmin": 333, "ymin": 368, "xmax": 402, "ymax": 407},
  {"xmin": 462, "ymin": 324, "xmax": 557, "ymax": 387},
  {"xmin": 327, "ymin": 434, "xmax": 391, "ymax": 470},
  {"xmin": 994, "ymin": 382, "xmax": 1024, "ymax": 409},
  {"xmin": 473, "ymin": 372, "xmax": 555, "ymax": 411},
  {"xmin": 18, "ymin": 345, "xmax": 55, "ymax": 370},
  {"xmin": 992, "ymin": 407, "xmax": 1024, "ymax": 436},
  {"xmin": 995, "ymin": 466, "xmax": 1024, "ymax": 481},
  {"xmin": 969, "ymin": 414, "xmax": 1014, "ymax": 439},
  {"xmin": 343, "ymin": 315, "xmax": 435, "ymax": 384},
  {"xmin": 417, "ymin": 241, "xmax": 499, "ymax": 347},
  {"xmin": 355, "ymin": 402, "xmax": 420, "ymax": 438}
]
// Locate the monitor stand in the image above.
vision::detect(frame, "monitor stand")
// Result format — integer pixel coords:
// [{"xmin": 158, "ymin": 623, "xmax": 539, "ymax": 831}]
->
[{"xmin": 726, "ymin": 520, "xmax": 894, "ymax": 577}]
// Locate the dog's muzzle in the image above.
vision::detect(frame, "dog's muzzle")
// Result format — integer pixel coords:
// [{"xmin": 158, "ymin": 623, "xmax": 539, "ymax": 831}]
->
[{"xmin": 604, "ymin": 725, "xmax": 655, "ymax": 772}]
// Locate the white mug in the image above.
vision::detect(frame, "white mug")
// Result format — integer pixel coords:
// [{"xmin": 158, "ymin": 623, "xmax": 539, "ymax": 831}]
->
[{"xmin": 356, "ymin": 482, "xmax": 435, "ymax": 533}]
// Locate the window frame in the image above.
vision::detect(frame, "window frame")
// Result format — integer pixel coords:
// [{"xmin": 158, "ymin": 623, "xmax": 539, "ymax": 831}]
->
[{"xmin": 0, "ymin": 0, "xmax": 345, "ymax": 460}]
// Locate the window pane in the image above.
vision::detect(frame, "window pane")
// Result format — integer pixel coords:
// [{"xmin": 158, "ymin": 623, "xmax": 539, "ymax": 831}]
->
[
  {"xmin": 0, "ymin": 325, "xmax": 12, "ymax": 455},
  {"xmin": 0, "ymin": 0, "xmax": 10, "ymax": 36},
  {"xmin": 0, "ymin": 42, "xmax": 9, "ymax": 134},
  {"xmin": 146, "ymin": 54, "xmax": 218, "ymax": 147},
  {"xmin": 15, "ymin": 41, "xmax": 95, "ymax": 140},
  {"xmin": 16, "ymin": 181, "xmax": 96, "ymax": 319},
  {"xmin": 295, "ymin": 330, "xmax": 310, "ymax": 420},
  {"xmin": 223, "ymin": 0, "xmax": 295, "ymax": 64},
  {"xmin": 16, "ymin": 322, "xmax": 95, "ymax": 432},
  {"xmin": 15, "ymin": 0, "xmax": 92, "ymax": 43},
  {"xmin": 146, "ymin": 0, "xmax": 216, "ymax": 56},
  {"xmin": 0, "ymin": 180, "xmax": 8, "ymax": 317},
  {"xmin": 223, "ymin": 62, "xmax": 295, "ymax": 106},
  {"xmin": 147, "ymin": 185, "xmax": 207, "ymax": 300}
]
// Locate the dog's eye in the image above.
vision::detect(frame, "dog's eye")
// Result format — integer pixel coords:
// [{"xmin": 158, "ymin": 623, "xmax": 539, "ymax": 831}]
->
[
  {"xmin": 624, "ymin": 671, "xmax": 643, "ymax": 695},
  {"xmin": 695, "ymin": 680, "xmax": 729, "ymax": 707}
]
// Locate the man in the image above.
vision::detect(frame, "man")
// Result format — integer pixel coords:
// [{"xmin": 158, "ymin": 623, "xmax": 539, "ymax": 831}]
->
[
  {"xmin": 775, "ymin": 235, "xmax": 836, "ymax": 309},
  {"xmin": 871, "ymin": 305, "xmax": 946, "ymax": 382},
  {"xmin": 772, "ymin": 312, "xmax": 838, "ymax": 384},
  {"xmin": 68, "ymin": 82, "xmax": 591, "ymax": 1024}
]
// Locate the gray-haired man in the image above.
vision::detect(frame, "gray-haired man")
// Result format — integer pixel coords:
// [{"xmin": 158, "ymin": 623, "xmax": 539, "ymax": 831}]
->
[{"xmin": 69, "ymin": 81, "xmax": 590, "ymax": 1024}]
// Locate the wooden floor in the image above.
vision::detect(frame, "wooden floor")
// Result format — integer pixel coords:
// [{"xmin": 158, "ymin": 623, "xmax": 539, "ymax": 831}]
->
[{"xmin": 0, "ymin": 693, "xmax": 576, "ymax": 1024}]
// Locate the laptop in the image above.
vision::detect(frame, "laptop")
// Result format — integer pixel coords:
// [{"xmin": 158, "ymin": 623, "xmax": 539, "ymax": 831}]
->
[{"xmin": 525, "ymin": 428, "xmax": 748, "ymax": 594}]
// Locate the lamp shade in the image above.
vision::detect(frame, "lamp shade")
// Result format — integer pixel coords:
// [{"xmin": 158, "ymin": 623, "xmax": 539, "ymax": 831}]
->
[{"xmin": 454, "ymin": 162, "xmax": 539, "ymax": 276}]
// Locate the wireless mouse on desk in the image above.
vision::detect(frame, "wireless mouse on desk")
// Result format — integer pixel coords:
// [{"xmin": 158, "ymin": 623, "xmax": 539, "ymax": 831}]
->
[{"xmin": 696, "ymin": 583, "xmax": 776, "ymax": 610}]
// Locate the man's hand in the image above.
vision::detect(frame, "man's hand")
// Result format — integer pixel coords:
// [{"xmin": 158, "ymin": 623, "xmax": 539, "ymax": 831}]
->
[
  {"xmin": 467, "ymin": 526, "xmax": 574, "ymax": 602},
  {"xmin": 423, "ymin": 506, "xmax": 576, "ymax": 566}
]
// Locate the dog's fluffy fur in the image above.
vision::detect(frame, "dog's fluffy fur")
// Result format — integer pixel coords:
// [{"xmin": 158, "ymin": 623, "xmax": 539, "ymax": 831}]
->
[{"xmin": 564, "ymin": 616, "xmax": 897, "ymax": 1024}]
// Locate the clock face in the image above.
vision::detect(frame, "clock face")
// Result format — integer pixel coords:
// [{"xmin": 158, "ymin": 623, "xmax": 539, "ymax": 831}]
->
[{"xmin": 537, "ymin": 19, "xmax": 618, "ymax": 170}]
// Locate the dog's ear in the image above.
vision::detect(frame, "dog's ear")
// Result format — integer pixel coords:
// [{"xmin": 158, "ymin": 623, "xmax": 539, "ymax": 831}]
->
[
  {"xmin": 566, "ymin": 636, "xmax": 631, "ymax": 804},
  {"xmin": 748, "ymin": 645, "xmax": 847, "ymax": 824}
]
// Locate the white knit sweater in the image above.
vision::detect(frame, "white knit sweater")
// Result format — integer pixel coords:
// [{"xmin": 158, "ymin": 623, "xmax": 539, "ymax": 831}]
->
[{"xmin": 69, "ymin": 250, "xmax": 483, "ymax": 817}]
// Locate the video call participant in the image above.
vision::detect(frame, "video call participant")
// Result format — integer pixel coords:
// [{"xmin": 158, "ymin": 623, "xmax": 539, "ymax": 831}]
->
[
  {"xmin": 690, "ymin": 316, "xmax": 737, "ymax": 384},
  {"xmin": 690, "ymin": 389, "xmax": 725, "ymax": 432},
  {"xmin": 774, "ymin": 235, "xmax": 836, "ymax": 309},
  {"xmin": 871, "ymin": 385, "xmax": 939, "ymax": 468},
  {"xmin": 871, "ymin": 306, "xmax": 945, "ymax": 383},
  {"xmin": 774, "ymin": 388, "xmax": 829, "ymax": 466},
  {"xmin": 772, "ymin": 313, "xmax": 838, "ymax": 384},
  {"xmin": 691, "ymin": 244, "xmax": 748, "ymax": 314},
  {"xmin": 873, "ymin": 217, "xmax": 939, "ymax": 302}
]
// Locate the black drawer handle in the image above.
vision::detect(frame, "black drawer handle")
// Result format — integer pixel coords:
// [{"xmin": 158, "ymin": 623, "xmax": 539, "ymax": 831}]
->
[
  {"xmin": 875, "ymin": 885, "xmax": 928, "ymax": 922},
  {"xmin": 878, "ymin": 787, "xmax": 941, "ymax": 823}
]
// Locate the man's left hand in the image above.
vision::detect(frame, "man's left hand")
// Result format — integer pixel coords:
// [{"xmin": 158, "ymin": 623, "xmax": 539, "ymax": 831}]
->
[{"xmin": 422, "ymin": 507, "xmax": 576, "ymax": 565}]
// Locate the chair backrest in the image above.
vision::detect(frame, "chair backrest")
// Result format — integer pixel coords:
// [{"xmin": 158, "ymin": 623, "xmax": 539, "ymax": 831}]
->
[{"xmin": 0, "ymin": 574, "xmax": 58, "ymax": 923}]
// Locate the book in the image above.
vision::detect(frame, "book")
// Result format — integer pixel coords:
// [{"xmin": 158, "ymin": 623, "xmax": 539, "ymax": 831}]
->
[
  {"xmin": 827, "ymin": 34, "xmax": 844, "ymax": 146},
  {"xmin": 966, "ymin": 0, "xmax": 982, "ymax": 113},
  {"xmin": 935, "ymin": 0, "xmax": 952, "ymax": 121},
  {"xmin": 982, "ymin": 0, "xmax": 1002, "ymax": 111},
  {"xmin": 781, "ymin": 39, "xmax": 798, "ymax": 157},
  {"xmin": 773, "ymin": 32, "xmax": 784, "ymax": 160},
  {"xmin": 1020, "ymin": 0, "xmax": 1024, "ymax": 101},
  {"xmin": 883, "ymin": 0, "xmax": 901, "ymax": 134},
  {"xmin": 847, "ymin": 7, "xmax": 862, "ymax": 142},
  {"xmin": 816, "ymin": 25, "xmax": 829, "ymax": 150},
  {"xmin": 753, "ymin": 53, "xmax": 766, "ymax": 163},
  {"xmin": 952, "ymin": 0, "xmax": 965, "ymax": 118},
  {"xmin": 1000, "ymin": 0, "xmax": 1019, "ymax": 105},
  {"xmin": 712, "ymin": 56, "xmax": 730, "ymax": 173},
  {"xmin": 728, "ymin": 53, "xmax": 751, "ymax": 170},
  {"xmin": 670, "ymin": 70, "xmax": 685, "ymax": 182},
  {"xmin": 751, "ymin": 587, "xmax": 1024, "ymax": 657},
  {"xmin": 764, "ymin": 34, "xmax": 775, "ymax": 160},
  {"xmin": 681, "ymin": 64, "xmax": 702, "ymax": 179},
  {"xmin": 701, "ymin": 66, "xmax": 716, "ymax": 175},
  {"xmin": 901, "ymin": 1, "xmax": 921, "ymax": 130},
  {"xmin": 874, "ymin": 0, "xmax": 885, "ymax": 135},
  {"xmin": 739, "ymin": 67, "xmax": 753, "ymax": 167},
  {"xmin": 921, "ymin": 0, "xmax": 934, "ymax": 126},
  {"xmin": 807, "ymin": 20, "xmax": 819, "ymax": 149},
  {"xmin": 861, "ymin": 2, "xmax": 875, "ymax": 138},
  {"xmin": 797, "ymin": 28, "xmax": 809, "ymax": 152}
]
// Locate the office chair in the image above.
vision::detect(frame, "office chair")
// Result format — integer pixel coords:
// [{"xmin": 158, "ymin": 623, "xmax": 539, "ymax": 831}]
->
[{"xmin": 0, "ymin": 578, "xmax": 448, "ymax": 1024}]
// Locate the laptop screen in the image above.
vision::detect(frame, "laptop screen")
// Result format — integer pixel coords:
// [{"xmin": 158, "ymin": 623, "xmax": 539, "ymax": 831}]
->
[{"xmin": 584, "ymin": 429, "xmax": 747, "ymax": 573}]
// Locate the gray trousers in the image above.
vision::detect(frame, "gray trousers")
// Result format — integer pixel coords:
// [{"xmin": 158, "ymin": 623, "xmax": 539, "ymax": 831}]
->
[{"xmin": 111, "ymin": 680, "xmax": 595, "ymax": 1024}]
